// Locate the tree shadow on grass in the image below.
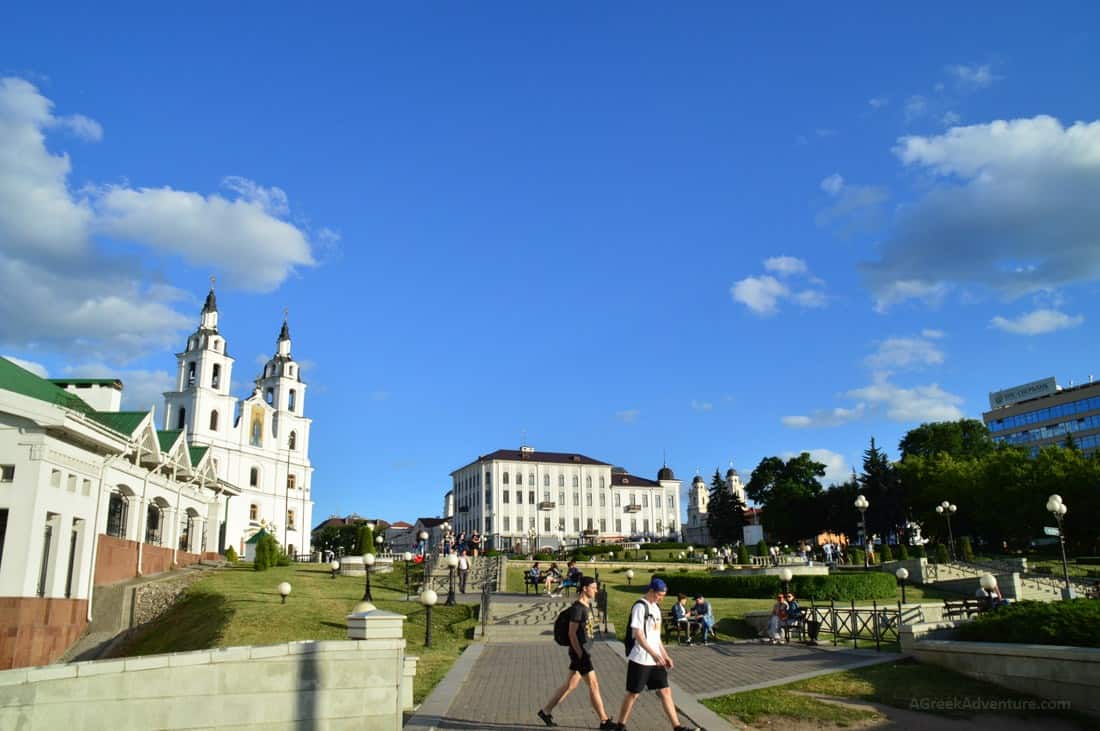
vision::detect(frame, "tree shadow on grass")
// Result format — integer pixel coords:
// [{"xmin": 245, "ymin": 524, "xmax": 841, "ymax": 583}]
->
[{"xmin": 106, "ymin": 589, "xmax": 234, "ymax": 658}]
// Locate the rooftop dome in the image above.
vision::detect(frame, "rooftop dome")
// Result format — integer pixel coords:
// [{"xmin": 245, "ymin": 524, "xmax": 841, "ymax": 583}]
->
[
  {"xmin": 692, "ymin": 474, "xmax": 705, "ymax": 485},
  {"xmin": 657, "ymin": 465, "xmax": 675, "ymax": 481}
]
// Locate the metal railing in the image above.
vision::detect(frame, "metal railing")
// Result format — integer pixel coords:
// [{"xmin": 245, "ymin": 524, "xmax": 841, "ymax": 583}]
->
[{"xmin": 804, "ymin": 600, "xmax": 903, "ymax": 651}]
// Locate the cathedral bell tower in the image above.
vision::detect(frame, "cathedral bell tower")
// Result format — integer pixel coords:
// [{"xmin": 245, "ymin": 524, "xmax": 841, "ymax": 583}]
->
[
  {"xmin": 163, "ymin": 283, "xmax": 236, "ymax": 436},
  {"xmin": 254, "ymin": 314, "xmax": 309, "ymax": 455}
]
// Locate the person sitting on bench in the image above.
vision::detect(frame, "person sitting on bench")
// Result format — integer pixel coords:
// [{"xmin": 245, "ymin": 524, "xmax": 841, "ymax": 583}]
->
[
  {"xmin": 670, "ymin": 593, "xmax": 696, "ymax": 644},
  {"xmin": 562, "ymin": 560, "xmax": 582, "ymax": 592},
  {"xmin": 544, "ymin": 562, "xmax": 563, "ymax": 596},
  {"xmin": 689, "ymin": 595, "xmax": 715, "ymax": 645}
]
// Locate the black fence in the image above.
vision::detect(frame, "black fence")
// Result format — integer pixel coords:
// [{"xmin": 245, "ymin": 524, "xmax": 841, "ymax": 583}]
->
[{"xmin": 802, "ymin": 599, "xmax": 903, "ymax": 651}]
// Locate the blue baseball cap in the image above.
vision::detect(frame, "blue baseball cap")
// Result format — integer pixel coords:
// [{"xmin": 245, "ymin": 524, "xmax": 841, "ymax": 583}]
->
[{"xmin": 648, "ymin": 577, "xmax": 667, "ymax": 593}]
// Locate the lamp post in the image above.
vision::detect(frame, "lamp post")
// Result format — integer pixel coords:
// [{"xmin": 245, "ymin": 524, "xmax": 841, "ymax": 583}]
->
[
  {"xmin": 895, "ymin": 567, "xmax": 909, "ymax": 604},
  {"xmin": 527, "ymin": 527, "xmax": 536, "ymax": 556},
  {"xmin": 330, "ymin": 559, "xmax": 340, "ymax": 579},
  {"xmin": 1046, "ymin": 494, "xmax": 1074, "ymax": 599},
  {"xmin": 418, "ymin": 529, "xmax": 429, "ymax": 556},
  {"xmin": 557, "ymin": 531, "xmax": 565, "ymax": 560},
  {"xmin": 403, "ymin": 551, "xmax": 413, "ymax": 600},
  {"xmin": 935, "ymin": 501, "xmax": 957, "ymax": 561},
  {"xmin": 278, "ymin": 581, "xmax": 291, "ymax": 604},
  {"xmin": 626, "ymin": 569, "xmax": 634, "ymax": 586},
  {"xmin": 376, "ymin": 534, "xmax": 385, "ymax": 555},
  {"xmin": 361, "ymin": 552, "xmax": 375, "ymax": 602},
  {"xmin": 419, "ymin": 589, "xmax": 438, "ymax": 648},
  {"xmin": 853, "ymin": 495, "xmax": 870, "ymax": 568},
  {"xmin": 779, "ymin": 567, "xmax": 793, "ymax": 595},
  {"xmin": 445, "ymin": 553, "xmax": 459, "ymax": 606}
]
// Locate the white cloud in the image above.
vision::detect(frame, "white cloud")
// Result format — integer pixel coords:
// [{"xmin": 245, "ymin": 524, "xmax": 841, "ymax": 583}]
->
[
  {"xmin": 781, "ymin": 405, "xmax": 865, "ymax": 429},
  {"xmin": 763, "ymin": 256, "xmax": 809, "ymax": 277},
  {"xmin": 2, "ymin": 354, "xmax": 48, "ymax": 378},
  {"xmin": 942, "ymin": 111, "xmax": 962, "ymax": 126},
  {"xmin": 863, "ymin": 116, "xmax": 1100, "ymax": 308},
  {"xmin": 868, "ymin": 97, "xmax": 889, "ymax": 109},
  {"xmin": 0, "ymin": 77, "xmax": 324, "ymax": 360},
  {"xmin": 820, "ymin": 174, "xmax": 845, "ymax": 196},
  {"xmin": 905, "ymin": 95, "xmax": 927, "ymax": 122},
  {"xmin": 731, "ymin": 275, "xmax": 787, "ymax": 315},
  {"xmin": 846, "ymin": 373, "xmax": 964, "ymax": 423},
  {"xmin": 990, "ymin": 308, "xmax": 1084, "ymax": 335},
  {"xmin": 615, "ymin": 409, "xmax": 640, "ymax": 424},
  {"xmin": 691, "ymin": 400, "xmax": 713, "ymax": 412},
  {"xmin": 947, "ymin": 63, "xmax": 996, "ymax": 89},
  {"xmin": 816, "ymin": 173, "xmax": 889, "ymax": 233},
  {"xmin": 865, "ymin": 336, "xmax": 944, "ymax": 369},
  {"xmin": 62, "ymin": 362, "xmax": 173, "ymax": 411},
  {"xmin": 780, "ymin": 448, "xmax": 852, "ymax": 487},
  {"xmin": 921, "ymin": 329, "xmax": 945, "ymax": 339}
]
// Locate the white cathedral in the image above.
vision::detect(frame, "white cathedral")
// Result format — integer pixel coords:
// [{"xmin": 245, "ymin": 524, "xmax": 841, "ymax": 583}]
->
[
  {"xmin": 682, "ymin": 467, "xmax": 746, "ymax": 546},
  {"xmin": 163, "ymin": 287, "xmax": 314, "ymax": 557}
]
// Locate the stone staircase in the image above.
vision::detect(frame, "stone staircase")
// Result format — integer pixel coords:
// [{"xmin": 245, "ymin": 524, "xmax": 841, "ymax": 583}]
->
[
  {"xmin": 421, "ymin": 553, "xmax": 501, "ymax": 595},
  {"xmin": 478, "ymin": 596, "xmax": 572, "ymax": 642},
  {"xmin": 926, "ymin": 559, "xmax": 1089, "ymax": 602}
]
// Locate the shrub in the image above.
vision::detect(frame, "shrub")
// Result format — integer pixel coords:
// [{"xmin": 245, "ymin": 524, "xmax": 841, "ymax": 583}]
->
[
  {"xmin": 956, "ymin": 599, "xmax": 1100, "ymax": 648},
  {"xmin": 275, "ymin": 547, "xmax": 291, "ymax": 567},
  {"xmin": 756, "ymin": 540, "xmax": 769, "ymax": 557},
  {"xmin": 737, "ymin": 544, "xmax": 750, "ymax": 565},
  {"xmin": 641, "ymin": 542, "xmax": 687, "ymax": 550},
  {"xmin": 879, "ymin": 544, "xmax": 894, "ymax": 562},
  {"xmin": 897, "ymin": 544, "xmax": 910, "ymax": 560},
  {"xmin": 959, "ymin": 536, "xmax": 974, "ymax": 562},
  {"xmin": 934, "ymin": 543, "xmax": 950, "ymax": 564},
  {"xmin": 224, "ymin": 546, "xmax": 238, "ymax": 563},
  {"xmin": 1076, "ymin": 556, "xmax": 1100, "ymax": 566},
  {"xmin": 533, "ymin": 552, "xmax": 554, "ymax": 562},
  {"xmin": 253, "ymin": 534, "xmax": 279, "ymax": 571},
  {"xmin": 663, "ymin": 571, "xmax": 897, "ymax": 601},
  {"xmin": 848, "ymin": 547, "xmax": 865, "ymax": 566},
  {"xmin": 913, "ymin": 544, "xmax": 926, "ymax": 559}
]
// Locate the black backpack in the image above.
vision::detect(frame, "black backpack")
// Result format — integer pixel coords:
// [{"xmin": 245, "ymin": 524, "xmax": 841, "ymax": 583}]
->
[
  {"xmin": 623, "ymin": 599, "xmax": 656, "ymax": 657},
  {"xmin": 553, "ymin": 603, "xmax": 576, "ymax": 646}
]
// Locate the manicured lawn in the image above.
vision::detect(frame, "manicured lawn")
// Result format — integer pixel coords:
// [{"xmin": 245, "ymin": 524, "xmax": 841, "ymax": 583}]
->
[
  {"xmin": 109, "ymin": 562, "xmax": 477, "ymax": 704},
  {"xmin": 702, "ymin": 658, "xmax": 1094, "ymax": 728}
]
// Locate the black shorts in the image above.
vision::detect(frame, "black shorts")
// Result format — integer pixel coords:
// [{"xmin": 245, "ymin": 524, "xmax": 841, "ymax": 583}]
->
[
  {"xmin": 568, "ymin": 649, "xmax": 594, "ymax": 676},
  {"xmin": 625, "ymin": 660, "xmax": 668, "ymax": 693}
]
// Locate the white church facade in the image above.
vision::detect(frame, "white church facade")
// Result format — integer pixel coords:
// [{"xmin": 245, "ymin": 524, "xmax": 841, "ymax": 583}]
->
[
  {"xmin": 162, "ymin": 287, "xmax": 315, "ymax": 558},
  {"xmin": 682, "ymin": 467, "xmax": 747, "ymax": 546}
]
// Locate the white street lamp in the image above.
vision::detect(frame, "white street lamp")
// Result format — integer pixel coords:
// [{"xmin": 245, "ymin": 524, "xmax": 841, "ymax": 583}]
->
[
  {"xmin": 853, "ymin": 495, "xmax": 870, "ymax": 567},
  {"xmin": 935, "ymin": 501, "xmax": 958, "ymax": 561},
  {"xmin": 625, "ymin": 569, "xmax": 635, "ymax": 585},
  {"xmin": 779, "ymin": 567, "xmax": 793, "ymax": 594},
  {"xmin": 330, "ymin": 559, "xmax": 340, "ymax": 579},
  {"xmin": 895, "ymin": 567, "xmax": 909, "ymax": 603},
  {"xmin": 445, "ymin": 552, "xmax": 459, "ymax": 605},
  {"xmin": 277, "ymin": 581, "xmax": 292, "ymax": 604},
  {"xmin": 419, "ymin": 589, "xmax": 438, "ymax": 647},
  {"xmin": 1047, "ymin": 494, "xmax": 1074, "ymax": 598}
]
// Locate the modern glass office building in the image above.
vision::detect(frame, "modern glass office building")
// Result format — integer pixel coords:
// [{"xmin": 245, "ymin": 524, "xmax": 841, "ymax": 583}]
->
[{"xmin": 983, "ymin": 376, "xmax": 1100, "ymax": 455}]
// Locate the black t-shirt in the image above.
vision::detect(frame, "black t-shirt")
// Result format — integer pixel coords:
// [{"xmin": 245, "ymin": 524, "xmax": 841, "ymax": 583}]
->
[{"xmin": 567, "ymin": 601, "xmax": 594, "ymax": 653}]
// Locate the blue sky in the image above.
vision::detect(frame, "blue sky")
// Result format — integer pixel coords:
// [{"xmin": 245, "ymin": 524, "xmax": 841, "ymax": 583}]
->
[{"xmin": 3, "ymin": 4, "xmax": 1099, "ymax": 525}]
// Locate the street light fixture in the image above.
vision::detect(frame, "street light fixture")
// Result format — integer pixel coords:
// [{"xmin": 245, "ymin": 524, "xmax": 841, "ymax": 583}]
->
[
  {"xmin": 361, "ymin": 552, "xmax": 376, "ymax": 602},
  {"xmin": 779, "ymin": 567, "xmax": 793, "ymax": 595},
  {"xmin": 403, "ymin": 551, "xmax": 414, "ymax": 600},
  {"xmin": 557, "ymin": 531, "xmax": 565, "ymax": 559},
  {"xmin": 418, "ymin": 530, "xmax": 429, "ymax": 556},
  {"xmin": 625, "ymin": 569, "xmax": 635, "ymax": 586},
  {"xmin": 895, "ymin": 567, "xmax": 909, "ymax": 604},
  {"xmin": 445, "ymin": 553, "xmax": 459, "ymax": 606},
  {"xmin": 330, "ymin": 559, "xmax": 340, "ymax": 579},
  {"xmin": 1046, "ymin": 494, "xmax": 1074, "ymax": 599},
  {"xmin": 419, "ymin": 589, "xmax": 438, "ymax": 648},
  {"xmin": 278, "ymin": 581, "xmax": 292, "ymax": 604},
  {"xmin": 376, "ymin": 534, "xmax": 385, "ymax": 554},
  {"xmin": 935, "ymin": 501, "xmax": 958, "ymax": 561},
  {"xmin": 853, "ymin": 495, "xmax": 870, "ymax": 568},
  {"xmin": 527, "ymin": 527, "xmax": 537, "ymax": 555}
]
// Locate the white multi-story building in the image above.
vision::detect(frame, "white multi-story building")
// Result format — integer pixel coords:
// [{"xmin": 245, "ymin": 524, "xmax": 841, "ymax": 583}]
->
[
  {"xmin": 683, "ymin": 468, "xmax": 747, "ymax": 546},
  {"xmin": 448, "ymin": 446, "xmax": 682, "ymax": 551},
  {"xmin": 162, "ymin": 287, "xmax": 315, "ymax": 557}
]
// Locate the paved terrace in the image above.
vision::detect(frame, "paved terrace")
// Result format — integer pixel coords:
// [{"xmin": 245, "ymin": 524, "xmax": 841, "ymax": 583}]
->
[{"xmin": 406, "ymin": 593, "xmax": 894, "ymax": 730}]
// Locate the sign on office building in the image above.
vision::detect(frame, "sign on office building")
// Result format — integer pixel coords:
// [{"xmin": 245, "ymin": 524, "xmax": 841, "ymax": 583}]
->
[{"xmin": 989, "ymin": 377, "xmax": 1057, "ymax": 409}]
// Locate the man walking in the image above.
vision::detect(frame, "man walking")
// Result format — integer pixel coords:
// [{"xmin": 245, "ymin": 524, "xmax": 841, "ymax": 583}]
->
[
  {"xmin": 537, "ymin": 577, "xmax": 615, "ymax": 729},
  {"xmin": 612, "ymin": 578, "xmax": 701, "ymax": 731},
  {"xmin": 457, "ymin": 549, "xmax": 470, "ymax": 593}
]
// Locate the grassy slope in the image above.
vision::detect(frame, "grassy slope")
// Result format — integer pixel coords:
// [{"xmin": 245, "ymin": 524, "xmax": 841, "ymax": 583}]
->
[{"xmin": 110, "ymin": 562, "xmax": 477, "ymax": 704}]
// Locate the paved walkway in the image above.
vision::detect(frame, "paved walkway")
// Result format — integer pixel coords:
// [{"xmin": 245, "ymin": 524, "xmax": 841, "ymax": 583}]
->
[{"xmin": 406, "ymin": 594, "xmax": 896, "ymax": 731}]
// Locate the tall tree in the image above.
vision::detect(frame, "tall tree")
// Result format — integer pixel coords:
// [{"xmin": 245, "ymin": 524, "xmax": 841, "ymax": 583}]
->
[
  {"xmin": 899, "ymin": 419, "xmax": 995, "ymax": 460},
  {"xmin": 706, "ymin": 468, "xmax": 745, "ymax": 546},
  {"xmin": 860, "ymin": 437, "xmax": 904, "ymax": 544},
  {"xmin": 746, "ymin": 453, "xmax": 825, "ymax": 543}
]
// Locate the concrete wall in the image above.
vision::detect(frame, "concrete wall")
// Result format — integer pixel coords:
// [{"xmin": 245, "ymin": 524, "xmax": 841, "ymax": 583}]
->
[
  {"xmin": 909, "ymin": 639, "xmax": 1100, "ymax": 717},
  {"xmin": 0, "ymin": 638, "xmax": 415, "ymax": 730},
  {"xmin": 0, "ymin": 598, "xmax": 87, "ymax": 670}
]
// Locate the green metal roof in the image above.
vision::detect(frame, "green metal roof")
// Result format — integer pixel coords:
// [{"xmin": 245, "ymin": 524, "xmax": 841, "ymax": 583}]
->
[
  {"xmin": 0, "ymin": 357, "xmax": 97, "ymax": 414},
  {"xmin": 48, "ymin": 378, "xmax": 122, "ymax": 388},
  {"xmin": 245, "ymin": 528, "xmax": 270, "ymax": 544},
  {"xmin": 87, "ymin": 411, "xmax": 148, "ymax": 436},
  {"xmin": 157, "ymin": 429, "xmax": 182, "ymax": 452},
  {"xmin": 189, "ymin": 446, "xmax": 209, "ymax": 465}
]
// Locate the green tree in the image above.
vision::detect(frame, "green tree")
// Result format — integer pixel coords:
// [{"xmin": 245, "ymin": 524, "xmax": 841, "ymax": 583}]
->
[
  {"xmin": 958, "ymin": 536, "xmax": 974, "ymax": 562},
  {"xmin": 253, "ymin": 533, "xmax": 279, "ymax": 571},
  {"xmin": 737, "ymin": 543, "xmax": 750, "ymax": 564},
  {"xmin": 880, "ymin": 543, "xmax": 894, "ymax": 562},
  {"xmin": 746, "ymin": 453, "xmax": 826, "ymax": 543},
  {"xmin": 706, "ymin": 469, "xmax": 746, "ymax": 547},
  {"xmin": 898, "ymin": 419, "xmax": 995, "ymax": 460},
  {"xmin": 755, "ymin": 539, "xmax": 769, "ymax": 557},
  {"xmin": 860, "ymin": 437, "xmax": 904, "ymax": 546},
  {"xmin": 897, "ymin": 543, "xmax": 910, "ymax": 560}
]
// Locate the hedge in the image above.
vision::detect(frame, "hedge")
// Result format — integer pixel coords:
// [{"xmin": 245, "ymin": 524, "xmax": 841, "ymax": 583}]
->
[
  {"xmin": 955, "ymin": 599, "xmax": 1100, "ymax": 648},
  {"xmin": 640, "ymin": 542, "xmax": 688, "ymax": 550},
  {"xmin": 661, "ymin": 571, "xmax": 897, "ymax": 601},
  {"xmin": 1076, "ymin": 556, "xmax": 1100, "ymax": 566}
]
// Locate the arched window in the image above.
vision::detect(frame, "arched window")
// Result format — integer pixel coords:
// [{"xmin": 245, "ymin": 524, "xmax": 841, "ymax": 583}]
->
[
  {"xmin": 249, "ymin": 504, "xmax": 258, "ymax": 521},
  {"xmin": 289, "ymin": 431, "xmax": 297, "ymax": 450},
  {"xmin": 558, "ymin": 475, "xmax": 564, "ymax": 487},
  {"xmin": 572, "ymin": 476, "xmax": 579, "ymax": 487},
  {"xmin": 516, "ymin": 472, "xmax": 522, "ymax": 485},
  {"xmin": 187, "ymin": 362, "xmax": 196, "ymax": 386},
  {"xmin": 249, "ymin": 467, "xmax": 259, "ymax": 487},
  {"xmin": 265, "ymin": 388, "xmax": 274, "ymax": 405},
  {"xmin": 586, "ymin": 476, "xmax": 592, "ymax": 489},
  {"xmin": 106, "ymin": 492, "xmax": 127, "ymax": 538},
  {"xmin": 543, "ymin": 474, "xmax": 550, "ymax": 487},
  {"xmin": 599, "ymin": 476, "xmax": 605, "ymax": 489},
  {"xmin": 209, "ymin": 410, "xmax": 219, "ymax": 431},
  {"xmin": 502, "ymin": 472, "xmax": 509, "ymax": 485},
  {"xmin": 212, "ymin": 364, "xmax": 221, "ymax": 389},
  {"xmin": 177, "ymin": 407, "xmax": 186, "ymax": 430},
  {"xmin": 529, "ymin": 472, "xmax": 535, "ymax": 486},
  {"xmin": 288, "ymin": 389, "xmax": 297, "ymax": 412}
]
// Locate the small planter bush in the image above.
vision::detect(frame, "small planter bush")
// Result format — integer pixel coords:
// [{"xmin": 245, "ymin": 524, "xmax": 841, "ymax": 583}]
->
[
  {"xmin": 253, "ymin": 534, "xmax": 279, "ymax": 571},
  {"xmin": 956, "ymin": 599, "xmax": 1100, "ymax": 648},
  {"xmin": 756, "ymin": 540, "xmax": 769, "ymax": 558},
  {"xmin": 879, "ymin": 544, "xmax": 894, "ymax": 562},
  {"xmin": 224, "ymin": 546, "xmax": 238, "ymax": 563},
  {"xmin": 959, "ymin": 536, "xmax": 974, "ymax": 562},
  {"xmin": 897, "ymin": 544, "xmax": 910, "ymax": 560},
  {"xmin": 663, "ymin": 571, "xmax": 897, "ymax": 601},
  {"xmin": 641, "ymin": 542, "xmax": 687, "ymax": 550},
  {"xmin": 737, "ymin": 544, "xmax": 750, "ymax": 565},
  {"xmin": 913, "ymin": 544, "xmax": 927, "ymax": 559},
  {"xmin": 934, "ymin": 543, "xmax": 950, "ymax": 564}
]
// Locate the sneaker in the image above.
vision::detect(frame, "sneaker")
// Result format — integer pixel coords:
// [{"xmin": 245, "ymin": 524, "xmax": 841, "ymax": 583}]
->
[
  {"xmin": 537, "ymin": 709, "xmax": 558, "ymax": 727},
  {"xmin": 673, "ymin": 726, "xmax": 703, "ymax": 731},
  {"xmin": 599, "ymin": 719, "xmax": 617, "ymax": 730}
]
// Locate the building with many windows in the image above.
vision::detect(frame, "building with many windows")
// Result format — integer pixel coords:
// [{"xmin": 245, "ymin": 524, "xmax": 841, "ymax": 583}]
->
[
  {"xmin": 448, "ymin": 445, "xmax": 681, "ymax": 551},
  {"xmin": 983, "ymin": 376, "xmax": 1100, "ymax": 455}
]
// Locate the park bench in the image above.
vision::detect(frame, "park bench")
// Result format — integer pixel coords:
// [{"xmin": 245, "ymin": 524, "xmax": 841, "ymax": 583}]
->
[
  {"xmin": 523, "ymin": 572, "xmax": 541, "ymax": 595},
  {"xmin": 662, "ymin": 611, "xmax": 693, "ymax": 644},
  {"xmin": 943, "ymin": 598, "xmax": 985, "ymax": 620}
]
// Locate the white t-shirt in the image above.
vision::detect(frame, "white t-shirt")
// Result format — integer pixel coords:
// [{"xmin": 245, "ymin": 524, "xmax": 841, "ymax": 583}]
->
[
  {"xmin": 458, "ymin": 556, "xmax": 469, "ymax": 570},
  {"xmin": 627, "ymin": 598, "xmax": 663, "ymax": 666}
]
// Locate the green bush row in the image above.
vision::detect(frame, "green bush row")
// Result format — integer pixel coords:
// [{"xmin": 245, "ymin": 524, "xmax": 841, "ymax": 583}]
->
[
  {"xmin": 640, "ymin": 542, "xmax": 688, "ymax": 550},
  {"xmin": 1076, "ymin": 556, "xmax": 1100, "ymax": 566},
  {"xmin": 661, "ymin": 571, "xmax": 898, "ymax": 601},
  {"xmin": 956, "ymin": 599, "xmax": 1100, "ymax": 648}
]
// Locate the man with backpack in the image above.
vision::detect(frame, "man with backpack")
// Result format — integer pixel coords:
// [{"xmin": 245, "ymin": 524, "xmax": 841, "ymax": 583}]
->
[
  {"xmin": 538, "ymin": 577, "xmax": 615, "ymax": 730},
  {"xmin": 611, "ymin": 578, "xmax": 702, "ymax": 731}
]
